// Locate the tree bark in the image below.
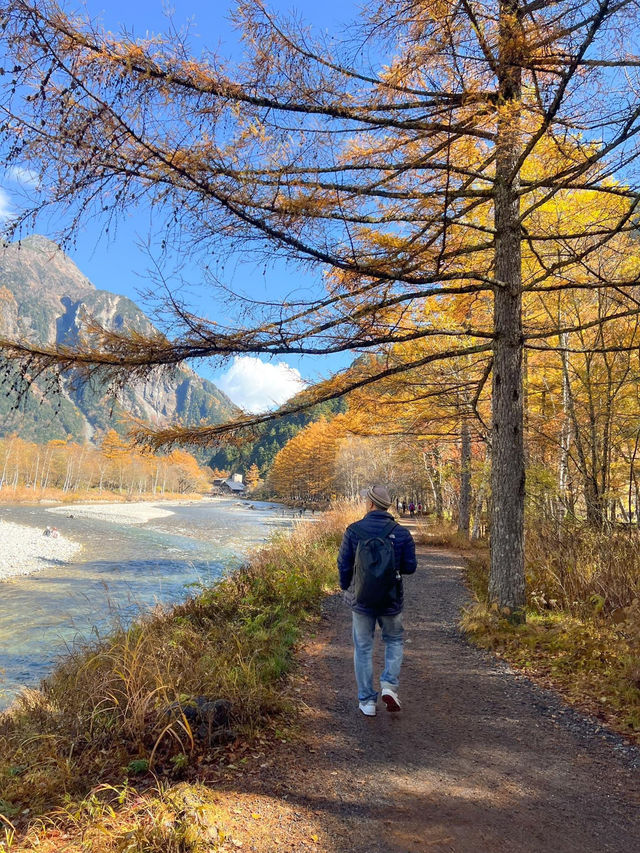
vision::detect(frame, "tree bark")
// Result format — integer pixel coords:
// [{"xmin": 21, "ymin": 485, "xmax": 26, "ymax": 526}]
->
[
  {"xmin": 558, "ymin": 330, "xmax": 571, "ymax": 519},
  {"xmin": 471, "ymin": 457, "xmax": 488, "ymax": 541},
  {"xmin": 458, "ymin": 419, "xmax": 471, "ymax": 539},
  {"xmin": 488, "ymin": 0, "xmax": 526, "ymax": 618},
  {"xmin": 432, "ymin": 447, "xmax": 444, "ymax": 519},
  {"xmin": 423, "ymin": 449, "xmax": 443, "ymax": 518},
  {"xmin": 584, "ymin": 475, "xmax": 604, "ymax": 528}
]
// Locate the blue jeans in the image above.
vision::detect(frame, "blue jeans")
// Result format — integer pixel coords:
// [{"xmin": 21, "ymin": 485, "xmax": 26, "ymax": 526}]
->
[{"xmin": 352, "ymin": 611, "xmax": 404, "ymax": 703}]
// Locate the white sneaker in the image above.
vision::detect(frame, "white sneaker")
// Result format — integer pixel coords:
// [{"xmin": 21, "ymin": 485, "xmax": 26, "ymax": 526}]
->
[
  {"xmin": 358, "ymin": 700, "xmax": 377, "ymax": 716},
  {"xmin": 381, "ymin": 688, "xmax": 401, "ymax": 712}
]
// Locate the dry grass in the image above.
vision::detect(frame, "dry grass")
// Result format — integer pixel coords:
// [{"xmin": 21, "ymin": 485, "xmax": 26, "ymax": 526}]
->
[
  {"xmin": 0, "ymin": 487, "xmax": 204, "ymax": 505},
  {"xmin": 464, "ymin": 521, "xmax": 640, "ymax": 616},
  {"xmin": 0, "ymin": 504, "xmax": 359, "ymax": 841},
  {"xmin": 461, "ymin": 520, "xmax": 640, "ymax": 742},
  {"xmin": 6, "ymin": 782, "xmax": 227, "ymax": 853},
  {"xmin": 412, "ymin": 519, "xmax": 487, "ymax": 552},
  {"xmin": 525, "ymin": 522, "xmax": 640, "ymax": 615}
]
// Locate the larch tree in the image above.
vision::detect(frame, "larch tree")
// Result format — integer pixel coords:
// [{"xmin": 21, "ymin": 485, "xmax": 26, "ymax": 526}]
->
[
  {"xmin": 245, "ymin": 462, "xmax": 262, "ymax": 491},
  {"xmin": 3, "ymin": 1, "xmax": 640, "ymax": 617}
]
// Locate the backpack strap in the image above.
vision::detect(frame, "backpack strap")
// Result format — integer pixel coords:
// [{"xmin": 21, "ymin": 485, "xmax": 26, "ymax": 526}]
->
[
  {"xmin": 380, "ymin": 520, "xmax": 398, "ymax": 538},
  {"xmin": 351, "ymin": 521, "xmax": 368, "ymax": 541}
]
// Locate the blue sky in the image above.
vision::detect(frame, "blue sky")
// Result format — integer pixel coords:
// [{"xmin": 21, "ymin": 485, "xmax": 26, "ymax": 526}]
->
[{"xmin": 3, "ymin": 0, "xmax": 361, "ymax": 412}]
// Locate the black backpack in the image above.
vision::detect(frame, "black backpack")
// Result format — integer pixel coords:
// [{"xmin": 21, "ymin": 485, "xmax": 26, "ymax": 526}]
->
[{"xmin": 353, "ymin": 520, "xmax": 400, "ymax": 609}]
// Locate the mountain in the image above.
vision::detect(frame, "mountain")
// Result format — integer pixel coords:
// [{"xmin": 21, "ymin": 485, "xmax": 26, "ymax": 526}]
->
[{"xmin": 0, "ymin": 235, "xmax": 239, "ymax": 443}]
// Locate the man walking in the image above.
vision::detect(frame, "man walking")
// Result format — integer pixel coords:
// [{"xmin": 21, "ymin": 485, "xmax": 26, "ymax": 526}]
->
[{"xmin": 338, "ymin": 485, "xmax": 417, "ymax": 716}]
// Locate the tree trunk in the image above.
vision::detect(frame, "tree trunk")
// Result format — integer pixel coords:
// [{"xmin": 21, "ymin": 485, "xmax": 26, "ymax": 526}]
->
[
  {"xmin": 617, "ymin": 499, "xmax": 629, "ymax": 524},
  {"xmin": 471, "ymin": 467, "xmax": 488, "ymax": 542},
  {"xmin": 584, "ymin": 475, "xmax": 604, "ymax": 527},
  {"xmin": 423, "ymin": 449, "xmax": 443, "ymax": 518},
  {"xmin": 32, "ymin": 452, "xmax": 39, "ymax": 491},
  {"xmin": 458, "ymin": 419, "xmax": 471, "ymax": 538},
  {"xmin": 558, "ymin": 330, "xmax": 571, "ymax": 519},
  {"xmin": 432, "ymin": 447, "xmax": 443, "ymax": 519},
  {"xmin": 488, "ymin": 0, "xmax": 526, "ymax": 619}
]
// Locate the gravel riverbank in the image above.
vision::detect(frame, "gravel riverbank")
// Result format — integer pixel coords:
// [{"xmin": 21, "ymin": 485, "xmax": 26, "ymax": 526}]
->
[
  {"xmin": 45, "ymin": 501, "xmax": 178, "ymax": 525},
  {"xmin": 0, "ymin": 520, "xmax": 82, "ymax": 581}
]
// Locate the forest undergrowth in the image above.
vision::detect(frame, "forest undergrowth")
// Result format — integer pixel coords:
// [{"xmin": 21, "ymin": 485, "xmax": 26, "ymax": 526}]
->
[
  {"xmin": 0, "ymin": 505, "xmax": 360, "ymax": 852},
  {"xmin": 461, "ymin": 521, "xmax": 640, "ymax": 742}
]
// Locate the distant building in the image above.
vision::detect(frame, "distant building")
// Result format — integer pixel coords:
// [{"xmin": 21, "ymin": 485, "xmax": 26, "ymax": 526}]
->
[{"xmin": 211, "ymin": 474, "xmax": 246, "ymax": 494}]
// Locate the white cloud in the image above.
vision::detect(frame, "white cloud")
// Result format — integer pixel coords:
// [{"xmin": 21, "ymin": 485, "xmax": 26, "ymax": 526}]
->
[
  {"xmin": 217, "ymin": 356, "xmax": 307, "ymax": 413},
  {"xmin": 0, "ymin": 187, "xmax": 13, "ymax": 222},
  {"xmin": 6, "ymin": 166, "xmax": 40, "ymax": 188}
]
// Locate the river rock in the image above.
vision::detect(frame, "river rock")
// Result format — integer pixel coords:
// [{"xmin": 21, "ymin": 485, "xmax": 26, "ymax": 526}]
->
[{"xmin": 164, "ymin": 696, "xmax": 234, "ymax": 743}]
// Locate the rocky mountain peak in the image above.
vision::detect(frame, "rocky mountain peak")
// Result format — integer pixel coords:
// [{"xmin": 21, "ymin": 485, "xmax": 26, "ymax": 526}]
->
[
  {"xmin": 0, "ymin": 235, "xmax": 238, "ymax": 444},
  {"xmin": 0, "ymin": 234, "xmax": 94, "ymax": 303},
  {"xmin": 14, "ymin": 234, "xmax": 61, "ymax": 252}
]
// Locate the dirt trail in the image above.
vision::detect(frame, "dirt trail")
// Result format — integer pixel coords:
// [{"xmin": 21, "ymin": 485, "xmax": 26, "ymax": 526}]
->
[{"xmin": 215, "ymin": 547, "xmax": 640, "ymax": 852}]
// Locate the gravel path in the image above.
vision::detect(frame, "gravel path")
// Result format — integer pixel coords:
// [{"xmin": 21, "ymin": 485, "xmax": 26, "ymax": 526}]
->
[{"xmin": 215, "ymin": 546, "xmax": 640, "ymax": 852}]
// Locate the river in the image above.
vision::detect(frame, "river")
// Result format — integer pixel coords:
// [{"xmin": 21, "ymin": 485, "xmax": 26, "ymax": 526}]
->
[{"xmin": 0, "ymin": 498, "xmax": 292, "ymax": 709}]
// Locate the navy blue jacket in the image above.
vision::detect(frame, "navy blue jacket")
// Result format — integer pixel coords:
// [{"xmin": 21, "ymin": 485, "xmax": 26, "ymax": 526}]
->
[{"xmin": 337, "ymin": 510, "xmax": 417, "ymax": 615}]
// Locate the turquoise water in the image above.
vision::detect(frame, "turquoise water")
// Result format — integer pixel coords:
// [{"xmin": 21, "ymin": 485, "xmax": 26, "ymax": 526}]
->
[{"xmin": 0, "ymin": 499, "xmax": 291, "ymax": 709}]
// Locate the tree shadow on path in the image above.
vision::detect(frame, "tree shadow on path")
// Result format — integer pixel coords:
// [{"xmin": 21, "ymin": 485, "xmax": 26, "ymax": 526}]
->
[{"xmin": 218, "ymin": 547, "xmax": 640, "ymax": 853}]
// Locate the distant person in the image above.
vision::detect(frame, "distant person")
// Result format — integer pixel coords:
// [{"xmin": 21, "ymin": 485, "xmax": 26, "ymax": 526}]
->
[
  {"xmin": 409, "ymin": 502, "xmax": 415, "ymax": 518},
  {"xmin": 401, "ymin": 500, "xmax": 406, "ymax": 516},
  {"xmin": 417, "ymin": 502, "xmax": 422, "ymax": 515},
  {"xmin": 43, "ymin": 526, "xmax": 52, "ymax": 537},
  {"xmin": 337, "ymin": 484, "xmax": 417, "ymax": 717}
]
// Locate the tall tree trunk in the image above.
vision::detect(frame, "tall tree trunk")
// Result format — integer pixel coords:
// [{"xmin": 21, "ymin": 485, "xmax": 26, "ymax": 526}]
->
[
  {"xmin": 1, "ymin": 438, "xmax": 14, "ymax": 490},
  {"xmin": 523, "ymin": 346, "xmax": 530, "ymax": 467},
  {"xmin": 627, "ymin": 431, "xmax": 640, "ymax": 523},
  {"xmin": 41, "ymin": 451, "xmax": 51, "ymax": 490},
  {"xmin": 583, "ymin": 475, "xmax": 604, "ymax": 527},
  {"xmin": 432, "ymin": 447, "xmax": 443, "ymax": 519},
  {"xmin": 458, "ymin": 418, "xmax": 471, "ymax": 538},
  {"xmin": 32, "ymin": 452, "xmax": 39, "ymax": 490},
  {"xmin": 471, "ymin": 454, "xmax": 489, "ymax": 541},
  {"xmin": 424, "ymin": 448, "xmax": 444, "ymax": 519},
  {"xmin": 488, "ymin": 0, "xmax": 526, "ymax": 618},
  {"xmin": 558, "ymin": 330, "xmax": 571, "ymax": 519}
]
